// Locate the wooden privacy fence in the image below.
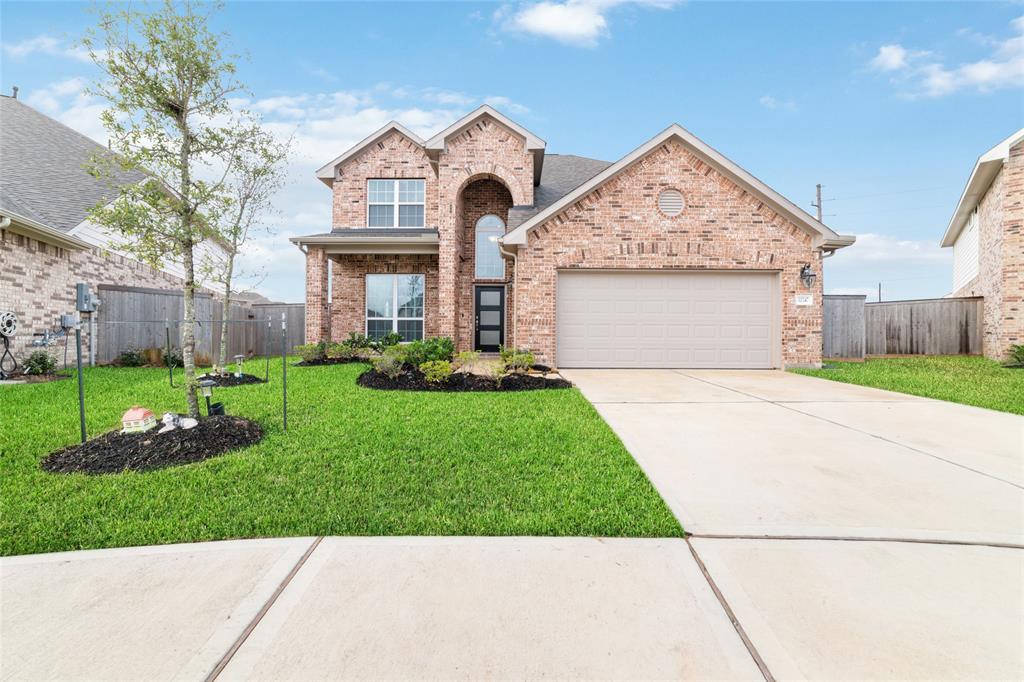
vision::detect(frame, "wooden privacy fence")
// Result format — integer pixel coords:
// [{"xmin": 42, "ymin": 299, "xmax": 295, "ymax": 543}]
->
[
  {"xmin": 94, "ymin": 285, "xmax": 304, "ymax": 364},
  {"xmin": 823, "ymin": 295, "xmax": 983, "ymax": 359}
]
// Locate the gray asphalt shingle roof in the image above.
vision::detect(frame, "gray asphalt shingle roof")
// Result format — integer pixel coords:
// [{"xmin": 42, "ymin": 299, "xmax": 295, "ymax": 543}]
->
[
  {"xmin": 0, "ymin": 95, "xmax": 144, "ymax": 233},
  {"xmin": 507, "ymin": 154, "xmax": 612, "ymax": 229}
]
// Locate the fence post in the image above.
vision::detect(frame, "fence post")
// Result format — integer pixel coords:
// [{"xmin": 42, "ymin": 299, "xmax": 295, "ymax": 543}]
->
[
  {"xmin": 281, "ymin": 312, "xmax": 287, "ymax": 432},
  {"xmin": 265, "ymin": 317, "xmax": 271, "ymax": 382}
]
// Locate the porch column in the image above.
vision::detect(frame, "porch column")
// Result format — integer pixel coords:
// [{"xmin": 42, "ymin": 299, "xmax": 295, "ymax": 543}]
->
[{"xmin": 304, "ymin": 247, "xmax": 330, "ymax": 343}]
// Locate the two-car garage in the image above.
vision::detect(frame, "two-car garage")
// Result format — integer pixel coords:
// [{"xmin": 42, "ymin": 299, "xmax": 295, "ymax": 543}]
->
[{"xmin": 556, "ymin": 271, "xmax": 779, "ymax": 369}]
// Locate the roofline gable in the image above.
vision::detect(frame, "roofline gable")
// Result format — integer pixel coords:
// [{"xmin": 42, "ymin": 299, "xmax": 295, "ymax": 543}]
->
[
  {"xmin": 423, "ymin": 104, "xmax": 545, "ymax": 151},
  {"xmin": 501, "ymin": 123, "xmax": 853, "ymax": 249},
  {"xmin": 314, "ymin": 121, "xmax": 425, "ymax": 185},
  {"xmin": 940, "ymin": 127, "xmax": 1024, "ymax": 247}
]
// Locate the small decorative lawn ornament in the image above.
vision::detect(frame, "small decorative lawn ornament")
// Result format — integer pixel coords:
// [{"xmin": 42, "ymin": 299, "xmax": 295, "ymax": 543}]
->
[
  {"xmin": 121, "ymin": 406, "xmax": 156, "ymax": 434},
  {"xmin": 158, "ymin": 412, "xmax": 199, "ymax": 433}
]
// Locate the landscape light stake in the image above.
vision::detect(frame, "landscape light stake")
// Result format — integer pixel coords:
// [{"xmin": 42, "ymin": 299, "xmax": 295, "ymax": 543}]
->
[
  {"xmin": 75, "ymin": 322, "xmax": 86, "ymax": 444},
  {"xmin": 281, "ymin": 312, "xmax": 287, "ymax": 431}
]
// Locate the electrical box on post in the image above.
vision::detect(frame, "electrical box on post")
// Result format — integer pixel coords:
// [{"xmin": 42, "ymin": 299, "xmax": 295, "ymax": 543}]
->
[
  {"xmin": 75, "ymin": 283, "xmax": 99, "ymax": 313},
  {"xmin": 60, "ymin": 313, "xmax": 80, "ymax": 328}
]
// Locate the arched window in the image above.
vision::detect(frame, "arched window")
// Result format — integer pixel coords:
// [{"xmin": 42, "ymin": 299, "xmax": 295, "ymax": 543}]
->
[{"xmin": 475, "ymin": 215, "xmax": 505, "ymax": 279}]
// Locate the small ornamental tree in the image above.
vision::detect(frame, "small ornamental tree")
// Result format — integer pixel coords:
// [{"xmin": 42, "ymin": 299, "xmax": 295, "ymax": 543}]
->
[
  {"xmin": 84, "ymin": 0, "xmax": 269, "ymax": 417},
  {"xmin": 206, "ymin": 129, "xmax": 289, "ymax": 370}
]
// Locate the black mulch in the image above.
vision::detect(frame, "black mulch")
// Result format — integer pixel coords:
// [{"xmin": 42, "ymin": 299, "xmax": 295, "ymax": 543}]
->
[
  {"xmin": 198, "ymin": 372, "xmax": 266, "ymax": 387},
  {"xmin": 42, "ymin": 415, "xmax": 264, "ymax": 475},
  {"xmin": 294, "ymin": 357, "xmax": 369, "ymax": 367},
  {"xmin": 357, "ymin": 367, "xmax": 572, "ymax": 392}
]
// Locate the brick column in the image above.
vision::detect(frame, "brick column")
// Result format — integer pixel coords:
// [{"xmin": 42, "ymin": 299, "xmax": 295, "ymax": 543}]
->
[
  {"xmin": 304, "ymin": 247, "xmax": 329, "ymax": 343},
  {"xmin": 998, "ymin": 140, "xmax": 1024, "ymax": 358}
]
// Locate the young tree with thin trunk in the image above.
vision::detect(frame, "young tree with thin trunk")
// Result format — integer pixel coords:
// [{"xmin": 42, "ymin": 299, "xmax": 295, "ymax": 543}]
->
[
  {"xmin": 84, "ymin": 0, "xmax": 266, "ymax": 417},
  {"xmin": 207, "ymin": 130, "xmax": 290, "ymax": 371}
]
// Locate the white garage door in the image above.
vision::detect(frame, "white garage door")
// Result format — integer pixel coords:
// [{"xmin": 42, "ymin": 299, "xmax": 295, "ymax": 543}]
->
[{"xmin": 557, "ymin": 271, "xmax": 777, "ymax": 369}]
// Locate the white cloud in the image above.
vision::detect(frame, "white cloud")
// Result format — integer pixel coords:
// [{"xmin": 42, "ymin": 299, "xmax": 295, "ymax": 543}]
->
[
  {"xmin": 25, "ymin": 81, "xmax": 529, "ymax": 301},
  {"xmin": 869, "ymin": 16, "xmax": 1024, "ymax": 97},
  {"xmin": 825, "ymin": 287, "xmax": 878, "ymax": 298},
  {"xmin": 759, "ymin": 95, "xmax": 797, "ymax": 112},
  {"xmin": 2, "ymin": 34, "xmax": 94, "ymax": 63},
  {"xmin": 500, "ymin": 0, "xmax": 679, "ymax": 47},
  {"xmin": 829, "ymin": 233, "xmax": 950, "ymax": 264}
]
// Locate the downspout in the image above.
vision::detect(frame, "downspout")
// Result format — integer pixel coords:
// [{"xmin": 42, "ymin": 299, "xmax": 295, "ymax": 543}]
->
[{"xmin": 498, "ymin": 241, "xmax": 518, "ymax": 349}]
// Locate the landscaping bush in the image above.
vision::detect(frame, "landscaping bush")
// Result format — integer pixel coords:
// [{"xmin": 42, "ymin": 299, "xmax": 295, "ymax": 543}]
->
[
  {"xmin": 487, "ymin": 360, "xmax": 507, "ymax": 389},
  {"xmin": 500, "ymin": 346, "xmax": 535, "ymax": 373},
  {"xmin": 343, "ymin": 332, "xmax": 372, "ymax": 349},
  {"xmin": 370, "ymin": 332, "xmax": 403, "ymax": 353},
  {"xmin": 453, "ymin": 350, "xmax": 481, "ymax": 370},
  {"xmin": 1007, "ymin": 344, "xmax": 1024, "ymax": 366},
  {"xmin": 23, "ymin": 351, "xmax": 56, "ymax": 376},
  {"xmin": 162, "ymin": 347, "xmax": 183, "ymax": 368},
  {"xmin": 118, "ymin": 347, "xmax": 147, "ymax": 367},
  {"xmin": 419, "ymin": 360, "xmax": 453, "ymax": 384},
  {"xmin": 372, "ymin": 350, "xmax": 404, "ymax": 379},
  {"xmin": 325, "ymin": 342, "xmax": 354, "ymax": 361},
  {"xmin": 403, "ymin": 337, "xmax": 455, "ymax": 367},
  {"xmin": 295, "ymin": 343, "xmax": 326, "ymax": 363}
]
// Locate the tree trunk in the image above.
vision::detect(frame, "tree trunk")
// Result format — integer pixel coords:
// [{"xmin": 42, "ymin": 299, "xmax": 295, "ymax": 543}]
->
[
  {"xmin": 217, "ymin": 254, "xmax": 234, "ymax": 370},
  {"xmin": 182, "ymin": 244, "xmax": 200, "ymax": 418}
]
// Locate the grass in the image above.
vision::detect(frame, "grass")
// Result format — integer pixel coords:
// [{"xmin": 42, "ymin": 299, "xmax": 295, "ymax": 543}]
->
[
  {"xmin": 0, "ymin": 360, "xmax": 681, "ymax": 556},
  {"xmin": 792, "ymin": 355, "xmax": 1024, "ymax": 415}
]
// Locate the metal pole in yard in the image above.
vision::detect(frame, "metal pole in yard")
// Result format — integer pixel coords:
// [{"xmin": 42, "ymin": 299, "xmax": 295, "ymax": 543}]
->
[
  {"xmin": 166, "ymin": 320, "xmax": 176, "ymax": 388},
  {"xmin": 75, "ymin": 323, "xmax": 86, "ymax": 444},
  {"xmin": 265, "ymin": 317, "xmax": 271, "ymax": 382},
  {"xmin": 281, "ymin": 312, "xmax": 287, "ymax": 431}
]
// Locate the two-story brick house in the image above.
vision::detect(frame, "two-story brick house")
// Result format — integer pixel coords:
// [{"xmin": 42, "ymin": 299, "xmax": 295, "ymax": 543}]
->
[{"xmin": 292, "ymin": 105, "xmax": 854, "ymax": 368}]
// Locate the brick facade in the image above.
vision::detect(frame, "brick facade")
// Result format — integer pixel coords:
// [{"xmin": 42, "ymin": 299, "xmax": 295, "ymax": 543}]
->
[
  {"xmin": 0, "ymin": 228, "xmax": 189, "ymax": 364},
  {"xmin": 306, "ymin": 111, "xmax": 833, "ymax": 367},
  {"xmin": 952, "ymin": 139, "xmax": 1024, "ymax": 360},
  {"xmin": 513, "ymin": 139, "xmax": 822, "ymax": 366}
]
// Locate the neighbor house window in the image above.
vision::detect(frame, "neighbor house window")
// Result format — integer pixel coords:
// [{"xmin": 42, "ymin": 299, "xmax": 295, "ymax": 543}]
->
[
  {"xmin": 474, "ymin": 214, "xmax": 505, "ymax": 279},
  {"xmin": 367, "ymin": 179, "xmax": 425, "ymax": 227},
  {"xmin": 365, "ymin": 274, "xmax": 424, "ymax": 341}
]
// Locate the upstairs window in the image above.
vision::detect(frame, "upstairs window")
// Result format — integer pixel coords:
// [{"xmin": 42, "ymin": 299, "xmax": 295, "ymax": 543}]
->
[
  {"xmin": 367, "ymin": 179, "xmax": 425, "ymax": 228},
  {"xmin": 475, "ymin": 215, "xmax": 505, "ymax": 279}
]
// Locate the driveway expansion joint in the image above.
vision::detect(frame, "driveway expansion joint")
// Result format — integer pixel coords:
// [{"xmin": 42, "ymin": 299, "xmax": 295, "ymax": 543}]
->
[{"xmin": 687, "ymin": 533, "xmax": 1024, "ymax": 551}]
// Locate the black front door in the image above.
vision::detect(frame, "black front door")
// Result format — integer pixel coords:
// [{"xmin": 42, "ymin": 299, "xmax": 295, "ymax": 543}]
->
[{"xmin": 474, "ymin": 286, "xmax": 505, "ymax": 352}]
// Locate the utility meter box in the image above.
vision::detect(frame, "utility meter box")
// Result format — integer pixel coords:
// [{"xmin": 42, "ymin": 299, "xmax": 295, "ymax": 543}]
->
[{"xmin": 75, "ymin": 283, "xmax": 99, "ymax": 313}]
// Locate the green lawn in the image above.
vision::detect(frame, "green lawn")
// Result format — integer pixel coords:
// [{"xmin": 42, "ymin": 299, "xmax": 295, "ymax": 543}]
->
[
  {"xmin": 792, "ymin": 355, "xmax": 1024, "ymax": 415},
  {"xmin": 0, "ymin": 361, "xmax": 680, "ymax": 556}
]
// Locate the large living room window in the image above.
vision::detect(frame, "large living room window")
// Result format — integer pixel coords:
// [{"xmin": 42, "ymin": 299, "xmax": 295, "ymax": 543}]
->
[
  {"xmin": 366, "ymin": 274, "xmax": 424, "ymax": 341},
  {"xmin": 367, "ymin": 179, "xmax": 425, "ymax": 228},
  {"xmin": 475, "ymin": 215, "xmax": 505, "ymax": 279}
]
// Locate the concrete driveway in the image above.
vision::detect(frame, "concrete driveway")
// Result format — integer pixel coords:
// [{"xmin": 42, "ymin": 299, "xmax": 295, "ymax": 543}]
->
[{"xmin": 566, "ymin": 368, "xmax": 1024, "ymax": 679}]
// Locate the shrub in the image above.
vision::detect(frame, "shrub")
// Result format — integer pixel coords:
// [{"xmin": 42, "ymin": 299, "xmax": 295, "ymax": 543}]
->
[
  {"xmin": 419, "ymin": 360, "xmax": 453, "ymax": 384},
  {"xmin": 453, "ymin": 350, "xmax": 481, "ymax": 370},
  {"xmin": 344, "ymin": 332, "xmax": 372, "ymax": 349},
  {"xmin": 326, "ymin": 342, "xmax": 354, "ymax": 360},
  {"xmin": 1007, "ymin": 344, "xmax": 1024, "ymax": 365},
  {"xmin": 118, "ymin": 347, "xmax": 146, "ymax": 367},
  {"xmin": 23, "ymin": 350, "xmax": 56, "ymax": 376},
  {"xmin": 370, "ymin": 332, "xmax": 403, "ymax": 353},
  {"xmin": 403, "ymin": 337, "xmax": 456, "ymax": 366},
  {"xmin": 162, "ymin": 346, "xmax": 183, "ymax": 368},
  {"xmin": 295, "ymin": 343, "xmax": 326, "ymax": 363},
  {"xmin": 500, "ymin": 347, "xmax": 535, "ymax": 373},
  {"xmin": 373, "ymin": 351, "xmax": 404, "ymax": 379},
  {"xmin": 487, "ymin": 360, "xmax": 507, "ymax": 388}
]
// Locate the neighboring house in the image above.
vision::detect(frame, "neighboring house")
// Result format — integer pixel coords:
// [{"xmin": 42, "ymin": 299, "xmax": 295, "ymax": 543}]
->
[
  {"xmin": 0, "ymin": 94, "xmax": 222, "ymax": 363},
  {"xmin": 292, "ymin": 105, "xmax": 854, "ymax": 369},
  {"xmin": 941, "ymin": 128, "xmax": 1024, "ymax": 361}
]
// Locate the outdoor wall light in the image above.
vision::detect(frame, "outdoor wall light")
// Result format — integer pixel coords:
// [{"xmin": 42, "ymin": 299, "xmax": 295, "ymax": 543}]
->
[{"xmin": 799, "ymin": 264, "xmax": 817, "ymax": 289}]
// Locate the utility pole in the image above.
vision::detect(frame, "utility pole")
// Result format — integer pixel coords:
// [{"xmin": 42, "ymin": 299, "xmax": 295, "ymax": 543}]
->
[
  {"xmin": 812, "ymin": 184, "xmax": 824, "ymax": 222},
  {"xmin": 878, "ymin": 282, "xmax": 882, "ymax": 303}
]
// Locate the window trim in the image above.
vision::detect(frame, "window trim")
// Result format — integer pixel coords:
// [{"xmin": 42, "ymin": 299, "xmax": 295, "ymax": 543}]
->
[
  {"xmin": 474, "ymin": 214, "xmax": 506, "ymax": 280},
  {"xmin": 365, "ymin": 273, "xmax": 425, "ymax": 341},
  {"xmin": 366, "ymin": 179, "xmax": 426, "ymax": 228}
]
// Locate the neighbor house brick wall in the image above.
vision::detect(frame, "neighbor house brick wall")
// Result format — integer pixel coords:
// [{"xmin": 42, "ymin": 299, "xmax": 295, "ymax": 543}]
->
[
  {"xmin": 511, "ymin": 138, "xmax": 823, "ymax": 367},
  {"xmin": 436, "ymin": 117, "xmax": 535, "ymax": 348},
  {"xmin": 0, "ymin": 228, "xmax": 189, "ymax": 365},
  {"xmin": 328, "ymin": 254, "xmax": 439, "ymax": 341},
  {"xmin": 331, "ymin": 131, "xmax": 439, "ymax": 229},
  {"xmin": 456, "ymin": 178, "xmax": 513, "ymax": 351},
  {"xmin": 952, "ymin": 139, "xmax": 1024, "ymax": 360}
]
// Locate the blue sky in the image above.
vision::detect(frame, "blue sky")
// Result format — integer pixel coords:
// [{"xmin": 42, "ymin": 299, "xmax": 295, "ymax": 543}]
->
[{"xmin": 2, "ymin": 1, "xmax": 1022, "ymax": 302}]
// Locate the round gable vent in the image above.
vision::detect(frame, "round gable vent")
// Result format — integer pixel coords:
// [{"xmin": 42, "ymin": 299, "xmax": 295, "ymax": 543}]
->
[{"xmin": 658, "ymin": 189, "xmax": 685, "ymax": 216}]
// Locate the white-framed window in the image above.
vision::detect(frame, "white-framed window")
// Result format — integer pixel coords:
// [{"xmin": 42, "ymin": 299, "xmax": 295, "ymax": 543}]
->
[
  {"xmin": 367, "ymin": 179, "xmax": 425, "ymax": 228},
  {"xmin": 365, "ymin": 274, "xmax": 424, "ymax": 341},
  {"xmin": 474, "ymin": 214, "xmax": 505, "ymax": 279}
]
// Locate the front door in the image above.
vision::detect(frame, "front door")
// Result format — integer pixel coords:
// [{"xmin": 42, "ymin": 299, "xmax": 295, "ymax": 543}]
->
[{"xmin": 474, "ymin": 286, "xmax": 505, "ymax": 352}]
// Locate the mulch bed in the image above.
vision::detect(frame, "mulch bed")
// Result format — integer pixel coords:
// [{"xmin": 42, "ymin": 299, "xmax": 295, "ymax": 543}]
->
[
  {"xmin": 1, "ymin": 372, "xmax": 71, "ymax": 384},
  {"xmin": 358, "ymin": 367, "xmax": 572, "ymax": 392},
  {"xmin": 198, "ymin": 372, "xmax": 266, "ymax": 387},
  {"xmin": 294, "ymin": 357, "xmax": 370, "ymax": 367},
  {"xmin": 42, "ymin": 415, "xmax": 264, "ymax": 475}
]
